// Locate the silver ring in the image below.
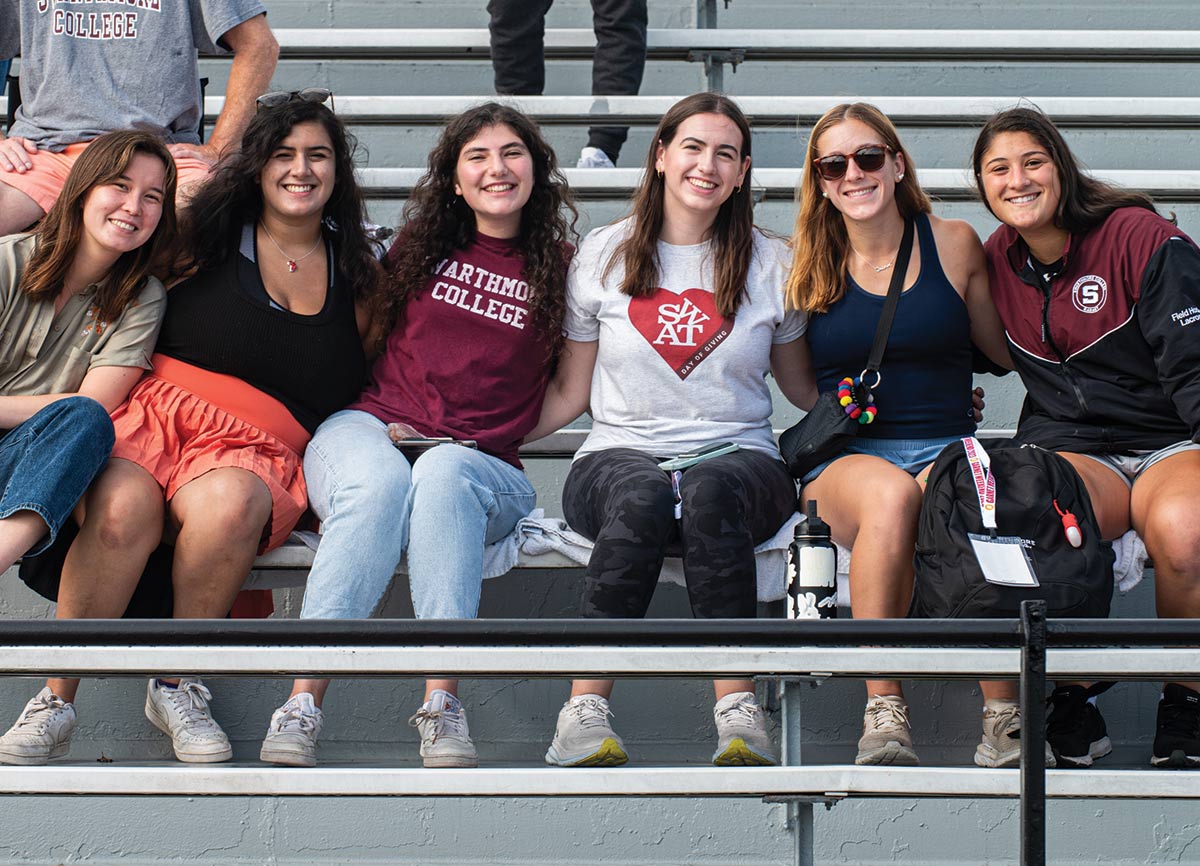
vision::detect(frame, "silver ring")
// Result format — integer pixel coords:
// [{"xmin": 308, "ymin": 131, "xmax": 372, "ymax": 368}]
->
[{"xmin": 859, "ymin": 369, "xmax": 882, "ymax": 390}]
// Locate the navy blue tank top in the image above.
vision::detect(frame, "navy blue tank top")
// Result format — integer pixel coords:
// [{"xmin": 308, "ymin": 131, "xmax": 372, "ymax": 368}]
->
[{"xmin": 806, "ymin": 212, "xmax": 975, "ymax": 439}]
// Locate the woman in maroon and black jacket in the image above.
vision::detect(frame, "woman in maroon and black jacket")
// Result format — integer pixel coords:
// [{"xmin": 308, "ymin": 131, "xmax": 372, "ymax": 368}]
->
[{"xmin": 973, "ymin": 107, "xmax": 1200, "ymax": 771}]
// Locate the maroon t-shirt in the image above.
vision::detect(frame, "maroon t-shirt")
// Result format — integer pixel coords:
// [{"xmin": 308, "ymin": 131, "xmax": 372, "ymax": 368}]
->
[{"xmin": 350, "ymin": 232, "xmax": 553, "ymax": 467}]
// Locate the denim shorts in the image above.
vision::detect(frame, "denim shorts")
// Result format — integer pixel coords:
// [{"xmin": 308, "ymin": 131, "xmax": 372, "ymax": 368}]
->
[
  {"xmin": 1077, "ymin": 440, "xmax": 1200, "ymax": 489},
  {"xmin": 0, "ymin": 397, "xmax": 114, "ymax": 556},
  {"xmin": 800, "ymin": 435, "xmax": 965, "ymax": 485}
]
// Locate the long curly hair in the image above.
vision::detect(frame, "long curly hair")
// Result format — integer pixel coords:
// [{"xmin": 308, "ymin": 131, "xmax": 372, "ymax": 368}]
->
[
  {"xmin": 180, "ymin": 99, "xmax": 381, "ymax": 310},
  {"xmin": 604, "ymin": 92, "xmax": 755, "ymax": 319},
  {"xmin": 21, "ymin": 129, "xmax": 178, "ymax": 322},
  {"xmin": 786, "ymin": 102, "xmax": 931, "ymax": 314},
  {"xmin": 972, "ymin": 106, "xmax": 1160, "ymax": 233},
  {"xmin": 383, "ymin": 102, "xmax": 577, "ymax": 356}
]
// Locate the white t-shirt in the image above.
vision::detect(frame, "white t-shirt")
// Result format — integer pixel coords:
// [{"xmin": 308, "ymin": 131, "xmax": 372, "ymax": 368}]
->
[{"xmin": 565, "ymin": 218, "xmax": 806, "ymax": 460}]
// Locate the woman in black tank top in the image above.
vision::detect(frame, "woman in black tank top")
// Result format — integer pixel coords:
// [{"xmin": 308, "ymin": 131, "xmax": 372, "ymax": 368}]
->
[
  {"xmin": 786, "ymin": 103, "xmax": 1011, "ymax": 769},
  {"xmin": 12, "ymin": 96, "xmax": 384, "ymax": 766}
]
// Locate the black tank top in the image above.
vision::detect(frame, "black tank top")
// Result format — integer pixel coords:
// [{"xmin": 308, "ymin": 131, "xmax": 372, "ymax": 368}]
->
[{"xmin": 155, "ymin": 244, "xmax": 366, "ymax": 434}]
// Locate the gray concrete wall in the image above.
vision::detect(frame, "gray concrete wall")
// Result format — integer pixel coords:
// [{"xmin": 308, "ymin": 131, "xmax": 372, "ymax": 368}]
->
[{"xmin": 4, "ymin": 1, "xmax": 1200, "ymax": 863}]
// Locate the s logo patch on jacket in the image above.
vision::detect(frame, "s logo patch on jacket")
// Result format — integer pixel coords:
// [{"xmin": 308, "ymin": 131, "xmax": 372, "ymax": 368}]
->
[{"xmin": 1072, "ymin": 275, "xmax": 1108, "ymax": 314}]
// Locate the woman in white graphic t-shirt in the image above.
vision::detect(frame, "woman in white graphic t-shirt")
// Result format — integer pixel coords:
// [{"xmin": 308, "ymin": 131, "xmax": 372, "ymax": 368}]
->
[{"xmin": 527, "ymin": 92, "xmax": 817, "ymax": 768}]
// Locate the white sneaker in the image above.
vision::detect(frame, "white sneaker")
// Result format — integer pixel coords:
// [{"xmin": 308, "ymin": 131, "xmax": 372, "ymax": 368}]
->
[
  {"xmin": 855, "ymin": 694, "xmax": 920, "ymax": 766},
  {"xmin": 545, "ymin": 694, "xmax": 628, "ymax": 767},
  {"xmin": 260, "ymin": 693, "xmax": 324, "ymax": 767},
  {"xmin": 576, "ymin": 146, "xmax": 616, "ymax": 168},
  {"xmin": 975, "ymin": 700, "xmax": 1057, "ymax": 769},
  {"xmin": 975, "ymin": 699, "xmax": 1021, "ymax": 768},
  {"xmin": 0, "ymin": 687, "xmax": 76, "ymax": 765},
  {"xmin": 144, "ymin": 678, "xmax": 233, "ymax": 763},
  {"xmin": 712, "ymin": 691, "xmax": 778, "ymax": 766},
  {"xmin": 408, "ymin": 689, "xmax": 478, "ymax": 768}
]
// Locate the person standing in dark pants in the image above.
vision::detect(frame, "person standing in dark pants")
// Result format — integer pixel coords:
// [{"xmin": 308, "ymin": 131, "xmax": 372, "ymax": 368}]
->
[{"xmin": 487, "ymin": 0, "xmax": 647, "ymax": 167}]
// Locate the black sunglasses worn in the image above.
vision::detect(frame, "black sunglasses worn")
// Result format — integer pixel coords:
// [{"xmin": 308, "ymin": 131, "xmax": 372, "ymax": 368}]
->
[
  {"xmin": 255, "ymin": 88, "xmax": 335, "ymax": 113},
  {"xmin": 812, "ymin": 144, "xmax": 892, "ymax": 181}
]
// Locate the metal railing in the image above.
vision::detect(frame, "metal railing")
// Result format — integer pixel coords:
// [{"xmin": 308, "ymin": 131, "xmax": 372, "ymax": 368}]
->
[{"xmin": 3, "ymin": 607, "xmax": 1200, "ymax": 865}]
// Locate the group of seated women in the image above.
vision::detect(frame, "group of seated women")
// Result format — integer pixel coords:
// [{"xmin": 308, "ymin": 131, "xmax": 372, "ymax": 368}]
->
[{"xmin": 0, "ymin": 89, "xmax": 1196, "ymax": 771}]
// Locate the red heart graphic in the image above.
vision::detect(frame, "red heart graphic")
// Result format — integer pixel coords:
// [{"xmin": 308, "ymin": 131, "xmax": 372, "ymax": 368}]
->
[{"xmin": 627, "ymin": 288, "xmax": 734, "ymax": 380}]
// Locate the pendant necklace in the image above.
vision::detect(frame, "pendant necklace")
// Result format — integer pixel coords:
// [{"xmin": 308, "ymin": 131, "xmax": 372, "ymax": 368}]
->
[
  {"xmin": 850, "ymin": 244, "xmax": 898, "ymax": 274},
  {"xmin": 260, "ymin": 222, "xmax": 322, "ymax": 273}
]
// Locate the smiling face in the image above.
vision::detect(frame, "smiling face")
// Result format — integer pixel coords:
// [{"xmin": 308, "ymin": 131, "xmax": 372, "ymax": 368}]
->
[
  {"xmin": 453, "ymin": 123, "xmax": 535, "ymax": 239},
  {"xmin": 813, "ymin": 118, "xmax": 905, "ymax": 224},
  {"xmin": 979, "ymin": 131, "xmax": 1064, "ymax": 239},
  {"xmin": 79, "ymin": 151, "xmax": 167, "ymax": 261},
  {"xmin": 259, "ymin": 120, "xmax": 337, "ymax": 223},
  {"xmin": 654, "ymin": 112, "xmax": 749, "ymax": 233}
]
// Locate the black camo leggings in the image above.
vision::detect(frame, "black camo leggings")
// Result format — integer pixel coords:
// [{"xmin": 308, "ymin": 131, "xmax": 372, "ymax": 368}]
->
[{"xmin": 563, "ymin": 447, "xmax": 797, "ymax": 619}]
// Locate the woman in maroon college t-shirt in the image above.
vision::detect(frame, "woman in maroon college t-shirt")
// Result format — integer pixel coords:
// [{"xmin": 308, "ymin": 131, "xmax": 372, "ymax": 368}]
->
[{"xmin": 259, "ymin": 104, "xmax": 576, "ymax": 769}]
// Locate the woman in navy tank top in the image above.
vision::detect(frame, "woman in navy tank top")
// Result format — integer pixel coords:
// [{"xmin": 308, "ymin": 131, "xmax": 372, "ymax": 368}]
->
[{"xmin": 785, "ymin": 103, "xmax": 1011, "ymax": 768}]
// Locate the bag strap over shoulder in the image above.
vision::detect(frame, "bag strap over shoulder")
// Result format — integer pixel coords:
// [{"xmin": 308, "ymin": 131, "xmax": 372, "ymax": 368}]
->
[{"xmin": 863, "ymin": 217, "xmax": 916, "ymax": 378}]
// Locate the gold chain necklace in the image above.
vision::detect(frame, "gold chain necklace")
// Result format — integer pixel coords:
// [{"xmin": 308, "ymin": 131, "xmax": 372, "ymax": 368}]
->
[{"xmin": 260, "ymin": 222, "xmax": 322, "ymax": 273}]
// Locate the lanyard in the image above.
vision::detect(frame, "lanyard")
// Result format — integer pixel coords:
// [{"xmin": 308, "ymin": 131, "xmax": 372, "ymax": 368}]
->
[{"xmin": 962, "ymin": 437, "xmax": 997, "ymax": 531}]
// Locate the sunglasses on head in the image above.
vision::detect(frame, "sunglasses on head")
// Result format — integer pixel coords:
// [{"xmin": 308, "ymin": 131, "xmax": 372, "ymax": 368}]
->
[
  {"xmin": 255, "ymin": 88, "xmax": 335, "ymax": 113},
  {"xmin": 812, "ymin": 144, "xmax": 892, "ymax": 181}
]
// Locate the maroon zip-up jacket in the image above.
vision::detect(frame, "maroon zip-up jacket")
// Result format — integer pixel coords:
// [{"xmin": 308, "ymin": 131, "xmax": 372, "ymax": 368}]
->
[{"xmin": 984, "ymin": 207, "xmax": 1200, "ymax": 453}]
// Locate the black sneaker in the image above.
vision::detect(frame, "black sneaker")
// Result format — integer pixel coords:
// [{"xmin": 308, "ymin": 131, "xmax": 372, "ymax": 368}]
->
[
  {"xmin": 1151, "ymin": 684, "xmax": 1200, "ymax": 769},
  {"xmin": 1046, "ymin": 685, "xmax": 1112, "ymax": 768}
]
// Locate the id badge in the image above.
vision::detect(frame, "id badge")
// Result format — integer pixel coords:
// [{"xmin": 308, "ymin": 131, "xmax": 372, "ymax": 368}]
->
[{"xmin": 967, "ymin": 533, "xmax": 1039, "ymax": 587}]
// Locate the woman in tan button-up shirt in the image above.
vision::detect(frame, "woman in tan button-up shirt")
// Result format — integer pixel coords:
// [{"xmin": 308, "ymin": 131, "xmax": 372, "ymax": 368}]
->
[{"xmin": 0, "ymin": 129, "xmax": 174, "ymax": 593}]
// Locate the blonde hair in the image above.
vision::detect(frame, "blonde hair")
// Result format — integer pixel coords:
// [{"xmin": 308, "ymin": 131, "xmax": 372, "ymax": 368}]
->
[{"xmin": 785, "ymin": 103, "xmax": 930, "ymax": 314}]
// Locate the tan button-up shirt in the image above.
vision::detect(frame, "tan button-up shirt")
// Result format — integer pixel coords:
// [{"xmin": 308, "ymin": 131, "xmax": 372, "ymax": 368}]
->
[{"xmin": 0, "ymin": 233, "xmax": 166, "ymax": 396}]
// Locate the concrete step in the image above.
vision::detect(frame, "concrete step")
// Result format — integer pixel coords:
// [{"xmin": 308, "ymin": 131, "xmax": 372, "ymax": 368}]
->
[{"xmin": 3, "ymin": 762, "xmax": 1196, "ymax": 799}]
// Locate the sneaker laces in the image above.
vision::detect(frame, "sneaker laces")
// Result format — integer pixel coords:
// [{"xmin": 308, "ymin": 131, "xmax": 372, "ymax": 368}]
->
[
  {"xmin": 864, "ymin": 698, "xmax": 910, "ymax": 734},
  {"xmin": 12, "ymin": 692, "xmax": 67, "ymax": 734},
  {"xmin": 986, "ymin": 703, "xmax": 1021, "ymax": 740},
  {"xmin": 165, "ymin": 681, "xmax": 219, "ymax": 731},
  {"xmin": 715, "ymin": 694, "xmax": 762, "ymax": 729},
  {"xmin": 408, "ymin": 700, "xmax": 468, "ymax": 744},
  {"xmin": 274, "ymin": 702, "xmax": 319, "ymax": 735},
  {"xmin": 565, "ymin": 696, "xmax": 615, "ymax": 730}
]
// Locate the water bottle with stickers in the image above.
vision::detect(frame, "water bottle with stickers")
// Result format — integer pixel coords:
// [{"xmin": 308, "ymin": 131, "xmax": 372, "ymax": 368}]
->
[{"xmin": 788, "ymin": 500, "xmax": 837, "ymax": 619}]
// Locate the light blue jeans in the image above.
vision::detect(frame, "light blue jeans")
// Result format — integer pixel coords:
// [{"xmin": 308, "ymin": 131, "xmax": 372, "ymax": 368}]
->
[{"xmin": 298, "ymin": 409, "xmax": 536, "ymax": 620}]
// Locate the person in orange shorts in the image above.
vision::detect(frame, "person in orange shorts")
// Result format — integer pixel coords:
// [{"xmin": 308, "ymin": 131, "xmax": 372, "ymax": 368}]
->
[
  {"xmin": 0, "ymin": 92, "xmax": 384, "ymax": 766},
  {"xmin": 0, "ymin": 0, "xmax": 277, "ymax": 235}
]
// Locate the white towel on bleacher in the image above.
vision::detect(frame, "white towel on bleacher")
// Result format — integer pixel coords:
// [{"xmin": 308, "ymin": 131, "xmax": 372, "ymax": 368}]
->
[{"xmin": 1112, "ymin": 529, "xmax": 1148, "ymax": 592}]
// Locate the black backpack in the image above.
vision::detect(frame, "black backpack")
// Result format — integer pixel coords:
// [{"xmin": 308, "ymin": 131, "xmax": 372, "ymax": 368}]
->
[{"xmin": 911, "ymin": 437, "xmax": 1114, "ymax": 619}]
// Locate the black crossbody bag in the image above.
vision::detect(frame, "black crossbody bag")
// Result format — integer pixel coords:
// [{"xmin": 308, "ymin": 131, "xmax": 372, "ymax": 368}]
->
[{"xmin": 779, "ymin": 218, "xmax": 915, "ymax": 479}]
